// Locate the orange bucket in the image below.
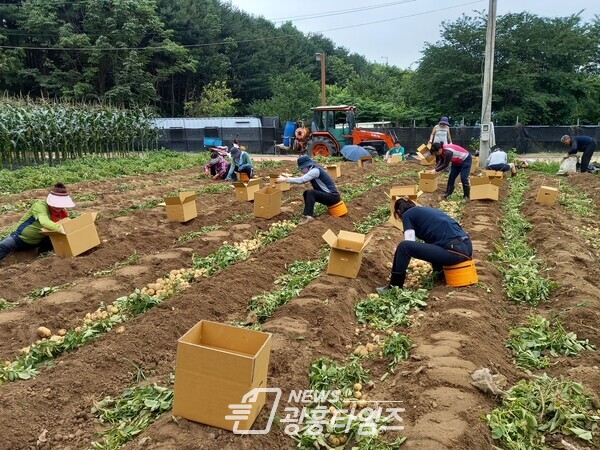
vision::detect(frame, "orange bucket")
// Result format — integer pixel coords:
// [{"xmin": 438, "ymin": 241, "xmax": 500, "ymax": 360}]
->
[
  {"xmin": 328, "ymin": 200, "xmax": 348, "ymax": 217},
  {"xmin": 238, "ymin": 172, "xmax": 250, "ymax": 182},
  {"xmin": 443, "ymin": 259, "xmax": 478, "ymax": 287}
]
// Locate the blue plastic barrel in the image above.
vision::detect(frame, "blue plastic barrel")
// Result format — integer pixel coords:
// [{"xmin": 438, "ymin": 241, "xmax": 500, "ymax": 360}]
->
[{"xmin": 283, "ymin": 121, "xmax": 297, "ymax": 146}]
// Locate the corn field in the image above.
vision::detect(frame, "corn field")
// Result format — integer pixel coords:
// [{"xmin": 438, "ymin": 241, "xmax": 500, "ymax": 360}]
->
[{"xmin": 0, "ymin": 98, "xmax": 159, "ymax": 168}]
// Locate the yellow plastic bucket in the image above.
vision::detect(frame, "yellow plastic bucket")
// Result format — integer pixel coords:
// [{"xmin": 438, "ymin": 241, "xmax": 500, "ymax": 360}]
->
[
  {"xmin": 328, "ymin": 200, "xmax": 348, "ymax": 217},
  {"xmin": 443, "ymin": 259, "xmax": 478, "ymax": 287},
  {"xmin": 238, "ymin": 172, "xmax": 250, "ymax": 182}
]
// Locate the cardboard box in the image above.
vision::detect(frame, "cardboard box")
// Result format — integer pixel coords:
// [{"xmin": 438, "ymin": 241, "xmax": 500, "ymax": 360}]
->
[
  {"xmin": 164, "ymin": 192, "xmax": 197, "ymax": 222},
  {"xmin": 536, "ymin": 186, "xmax": 558, "ymax": 205},
  {"xmin": 388, "ymin": 186, "xmax": 423, "ymax": 230},
  {"xmin": 358, "ymin": 156, "xmax": 374, "ymax": 168},
  {"xmin": 233, "ymin": 178, "xmax": 262, "ymax": 202},
  {"xmin": 485, "ymin": 170, "xmax": 505, "ymax": 179},
  {"xmin": 389, "ymin": 154, "xmax": 404, "ymax": 164},
  {"xmin": 326, "ymin": 165, "xmax": 341, "ymax": 179},
  {"xmin": 417, "ymin": 144, "xmax": 435, "ymax": 162},
  {"xmin": 254, "ymin": 186, "xmax": 282, "ymax": 219},
  {"xmin": 470, "ymin": 156, "xmax": 480, "ymax": 174},
  {"xmin": 470, "ymin": 177, "xmax": 499, "ymax": 201},
  {"xmin": 173, "ymin": 320, "xmax": 272, "ymax": 432},
  {"xmin": 419, "ymin": 179, "xmax": 438, "ymax": 193},
  {"xmin": 268, "ymin": 174, "xmax": 290, "ymax": 191},
  {"xmin": 322, "ymin": 229, "xmax": 373, "ymax": 279},
  {"xmin": 41, "ymin": 212, "xmax": 100, "ymax": 257}
]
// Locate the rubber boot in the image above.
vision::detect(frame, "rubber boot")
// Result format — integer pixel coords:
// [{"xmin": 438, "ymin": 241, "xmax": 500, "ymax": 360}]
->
[
  {"xmin": 376, "ymin": 272, "xmax": 406, "ymax": 294},
  {"xmin": 463, "ymin": 185, "xmax": 470, "ymax": 202},
  {"xmin": 443, "ymin": 184, "xmax": 455, "ymax": 200}
]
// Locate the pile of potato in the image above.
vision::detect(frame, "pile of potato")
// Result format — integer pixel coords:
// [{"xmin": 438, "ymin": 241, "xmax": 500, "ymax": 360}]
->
[
  {"xmin": 575, "ymin": 224, "xmax": 600, "ymax": 250},
  {"xmin": 438, "ymin": 200, "xmax": 461, "ymax": 220},
  {"xmin": 405, "ymin": 259, "xmax": 433, "ymax": 289},
  {"xmin": 233, "ymin": 237, "xmax": 261, "ymax": 254},
  {"xmin": 270, "ymin": 219, "xmax": 297, "ymax": 229},
  {"xmin": 140, "ymin": 268, "xmax": 205, "ymax": 298}
]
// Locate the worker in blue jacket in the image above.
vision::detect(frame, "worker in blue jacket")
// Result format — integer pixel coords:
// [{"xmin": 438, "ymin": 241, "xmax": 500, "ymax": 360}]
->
[
  {"xmin": 277, "ymin": 155, "xmax": 340, "ymax": 225},
  {"xmin": 376, "ymin": 198, "xmax": 472, "ymax": 293},
  {"xmin": 561, "ymin": 135, "xmax": 597, "ymax": 173}
]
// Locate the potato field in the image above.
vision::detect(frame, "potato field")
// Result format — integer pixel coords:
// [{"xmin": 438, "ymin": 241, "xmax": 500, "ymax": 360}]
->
[{"xmin": 0, "ymin": 155, "xmax": 599, "ymax": 450}]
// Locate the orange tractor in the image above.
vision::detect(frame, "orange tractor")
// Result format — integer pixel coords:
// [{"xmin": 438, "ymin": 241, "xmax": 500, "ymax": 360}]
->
[{"xmin": 293, "ymin": 105, "xmax": 397, "ymax": 157}]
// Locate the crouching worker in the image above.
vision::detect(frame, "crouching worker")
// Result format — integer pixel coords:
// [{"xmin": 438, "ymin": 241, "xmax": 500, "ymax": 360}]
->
[
  {"xmin": 204, "ymin": 151, "xmax": 230, "ymax": 180},
  {"xmin": 376, "ymin": 198, "xmax": 472, "ymax": 293},
  {"xmin": 430, "ymin": 141, "xmax": 472, "ymax": 201},
  {"xmin": 277, "ymin": 155, "xmax": 341, "ymax": 225},
  {"xmin": 225, "ymin": 147, "xmax": 254, "ymax": 181},
  {"xmin": 0, "ymin": 183, "xmax": 75, "ymax": 261},
  {"xmin": 486, "ymin": 147, "xmax": 517, "ymax": 176}
]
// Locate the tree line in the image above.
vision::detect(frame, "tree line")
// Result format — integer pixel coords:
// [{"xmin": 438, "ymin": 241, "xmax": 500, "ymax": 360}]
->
[{"xmin": 0, "ymin": 0, "xmax": 598, "ymax": 125}]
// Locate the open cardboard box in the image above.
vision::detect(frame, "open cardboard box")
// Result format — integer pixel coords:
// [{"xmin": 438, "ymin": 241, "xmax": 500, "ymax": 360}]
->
[
  {"xmin": 387, "ymin": 186, "xmax": 423, "ymax": 230},
  {"xmin": 326, "ymin": 165, "xmax": 341, "ymax": 179},
  {"xmin": 268, "ymin": 174, "xmax": 290, "ymax": 191},
  {"xmin": 322, "ymin": 229, "xmax": 372, "ymax": 279},
  {"xmin": 470, "ymin": 156, "xmax": 480, "ymax": 174},
  {"xmin": 470, "ymin": 176, "xmax": 499, "ymax": 201},
  {"xmin": 233, "ymin": 178, "xmax": 262, "ymax": 202},
  {"xmin": 173, "ymin": 320, "xmax": 273, "ymax": 432},
  {"xmin": 41, "ymin": 212, "xmax": 100, "ymax": 257},
  {"xmin": 417, "ymin": 144, "xmax": 436, "ymax": 165},
  {"xmin": 357, "ymin": 156, "xmax": 374, "ymax": 168},
  {"xmin": 389, "ymin": 154, "xmax": 404, "ymax": 164},
  {"xmin": 485, "ymin": 170, "xmax": 505, "ymax": 179},
  {"xmin": 419, "ymin": 171, "xmax": 439, "ymax": 193},
  {"xmin": 254, "ymin": 186, "xmax": 282, "ymax": 219},
  {"xmin": 536, "ymin": 186, "xmax": 558, "ymax": 205},
  {"xmin": 164, "ymin": 192, "xmax": 197, "ymax": 222}
]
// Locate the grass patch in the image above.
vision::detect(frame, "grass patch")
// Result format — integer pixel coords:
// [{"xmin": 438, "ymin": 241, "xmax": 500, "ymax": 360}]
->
[
  {"xmin": 491, "ymin": 174, "xmax": 556, "ymax": 305},
  {"xmin": 558, "ymin": 180, "xmax": 596, "ymax": 217},
  {"xmin": 355, "ymin": 287, "xmax": 428, "ymax": 330},
  {"xmin": 526, "ymin": 160, "xmax": 560, "ymax": 174},
  {"xmin": 91, "ymin": 384, "xmax": 173, "ymax": 449},
  {"xmin": 382, "ymin": 332, "xmax": 413, "ymax": 372},
  {"xmin": 0, "ymin": 298, "xmax": 19, "ymax": 311},
  {"xmin": 486, "ymin": 374, "xmax": 600, "ymax": 449},
  {"xmin": 178, "ymin": 226, "xmax": 221, "ymax": 244},
  {"xmin": 507, "ymin": 315, "xmax": 595, "ymax": 370},
  {"xmin": 93, "ymin": 251, "xmax": 140, "ymax": 277}
]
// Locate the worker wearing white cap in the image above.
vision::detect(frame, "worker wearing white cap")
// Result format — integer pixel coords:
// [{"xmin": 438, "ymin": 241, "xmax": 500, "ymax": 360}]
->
[{"xmin": 0, "ymin": 183, "xmax": 75, "ymax": 261}]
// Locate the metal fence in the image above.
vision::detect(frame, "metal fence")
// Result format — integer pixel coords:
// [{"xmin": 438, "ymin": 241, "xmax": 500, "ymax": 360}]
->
[{"xmin": 157, "ymin": 123, "xmax": 600, "ymax": 154}]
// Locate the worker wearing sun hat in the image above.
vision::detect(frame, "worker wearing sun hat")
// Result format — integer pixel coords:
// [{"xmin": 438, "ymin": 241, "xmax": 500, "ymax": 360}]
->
[
  {"xmin": 277, "ymin": 155, "xmax": 341, "ymax": 225},
  {"xmin": 429, "ymin": 116, "xmax": 453, "ymax": 145},
  {"xmin": 0, "ymin": 182, "xmax": 75, "ymax": 261},
  {"xmin": 225, "ymin": 146, "xmax": 254, "ymax": 181},
  {"xmin": 560, "ymin": 134, "xmax": 597, "ymax": 173}
]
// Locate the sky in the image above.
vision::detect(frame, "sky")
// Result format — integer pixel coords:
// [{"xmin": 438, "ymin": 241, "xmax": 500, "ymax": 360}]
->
[{"xmin": 228, "ymin": 0, "xmax": 597, "ymax": 69}]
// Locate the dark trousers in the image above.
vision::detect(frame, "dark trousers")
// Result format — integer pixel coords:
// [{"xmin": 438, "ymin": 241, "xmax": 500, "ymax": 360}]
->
[
  {"xmin": 392, "ymin": 238, "xmax": 472, "ymax": 275},
  {"xmin": 303, "ymin": 190, "xmax": 341, "ymax": 217},
  {"xmin": 0, "ymin": 235, "xmax": 53, "ymax": 261},
  {"xmin": 580, "ymin": 142, "xmax": 597, "ymax": 173},
  {"xmin": 446, "ymin": 155, "xmax": 472, "ymax": 196}
]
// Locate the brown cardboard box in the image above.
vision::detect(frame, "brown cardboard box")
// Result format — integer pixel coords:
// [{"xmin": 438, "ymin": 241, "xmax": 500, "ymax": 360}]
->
[
  {"xmin": 470, "ymin": 176, "xmax": 499, "ymax": 201},
  {"xmin": 418, "ymin": 171, "xmax": 438, "ymax": 193},
  {"xmin": 536, "ymin": 186, "xmax": 558, "ymax": 205},
  {"xmin": 254, "ymin": 187, "xmax": 282, "ymax": 219},
  {"xmin": 322, "ymin": 229, "xmax": 373, "ymax": 279},
  {"xmin": 358, "ymin": 156, "xmax": 374, "ymax": 168},
  {"xmin": 485, "ymin": 170, "xmax": 505, "ymax": 179},
  {"xmin": 268, "ymin": 174, "xmax": 290, "ymax": 191},
  {"xmin": 41, "ymin": 212, "xmax": 101, "ymax": 257},
  {"xmin": 387, "ymin": 186, "xmax": 423, "ymax": 230},
  {"xmin": 173, "ymin": 320, "xmax": 272, "ymax": 432},
  {"xmin": 389, "ymin": 154, "xmax": 404, "ymax": 164},
  {"xmin": 233, "ymin": 179, "xmax": 262, "ymax": 202},
  {"xmin": 164, "ymin": 192, "xmax": 197, "ymax": 222},
  {"xmin": 470, "ymin": 156, "xmax": 480, "ymax": 174},
  {"xmin": 417, "ymin": 143, "xmax": 435, "ymax": 162},
  {"xmin": 326, "ymin": 165, "xmax": 341, "ymax": 179}
]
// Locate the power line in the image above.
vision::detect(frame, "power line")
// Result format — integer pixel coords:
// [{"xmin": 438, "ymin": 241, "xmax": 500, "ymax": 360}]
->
[{"xmin": 0, "ymin": 1, "xmax": 485, "ymax": 51}]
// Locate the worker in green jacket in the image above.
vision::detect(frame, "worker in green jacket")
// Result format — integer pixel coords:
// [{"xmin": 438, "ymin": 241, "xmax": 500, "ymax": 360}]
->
[
  {"xmin": 225, "ymin": 147, "xmax": 254, "ymax": 181},
  {"xmin": 0, "ymin": 183, "xmax": 75, "ymax": 261}
]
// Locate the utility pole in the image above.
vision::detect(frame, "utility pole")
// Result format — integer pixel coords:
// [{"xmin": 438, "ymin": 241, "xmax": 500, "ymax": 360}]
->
[
  {"xmin": 315, "ymin": 53, "xmax": 326, "ymax": 106},
  {"xmin": 479, "ymin": 0, "xmax": 497, "ymax": 167}
]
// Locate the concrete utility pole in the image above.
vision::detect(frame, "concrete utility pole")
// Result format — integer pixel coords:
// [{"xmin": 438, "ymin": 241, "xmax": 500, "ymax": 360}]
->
[
  {"xmin": 315, "ymin": 53, "xmax": 326, "ymax": 105},
  {"xmin": 479, "ymin": 0, "xmax": 497, "ymax": 167}
]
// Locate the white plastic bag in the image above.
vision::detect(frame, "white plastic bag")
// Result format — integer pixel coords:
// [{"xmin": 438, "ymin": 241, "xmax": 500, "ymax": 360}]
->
[{"xmin": 556, "ymin": 155, "xmax": 577, "ymax": 175}]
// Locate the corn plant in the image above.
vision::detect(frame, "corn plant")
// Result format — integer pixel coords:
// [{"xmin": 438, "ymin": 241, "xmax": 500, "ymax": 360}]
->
[{"xmin": 0, "ymin": 97, "xmax": 158, "ymax": 168}]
